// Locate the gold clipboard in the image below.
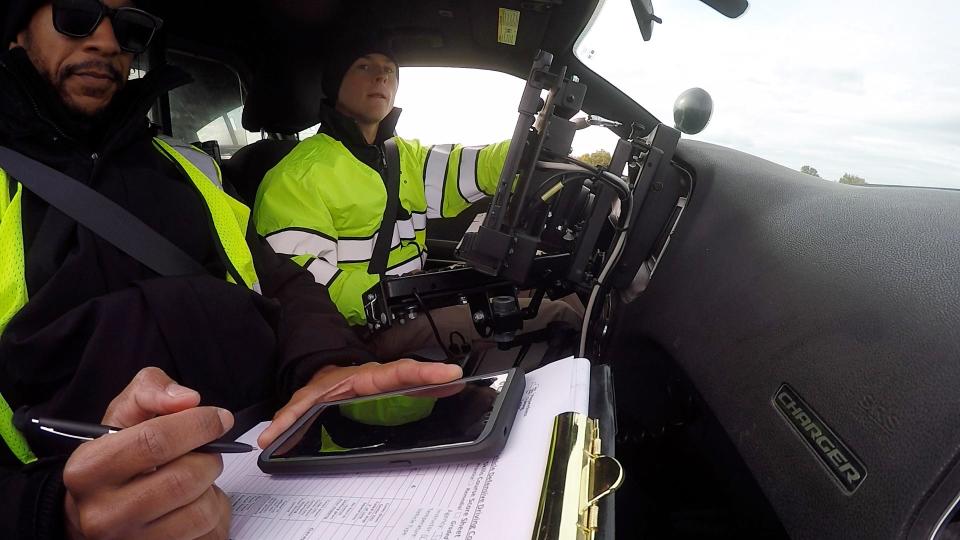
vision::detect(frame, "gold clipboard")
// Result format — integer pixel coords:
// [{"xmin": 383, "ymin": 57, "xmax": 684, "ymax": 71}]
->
[{"xmin": 531, "ymin": 412, "xmax": 624, "ymax": 540}]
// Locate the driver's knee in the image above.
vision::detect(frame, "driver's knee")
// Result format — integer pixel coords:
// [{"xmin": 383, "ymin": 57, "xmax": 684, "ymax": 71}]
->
[{"xmin": 527, "ymin": 295, "xmax": 585, "ymax": 329}]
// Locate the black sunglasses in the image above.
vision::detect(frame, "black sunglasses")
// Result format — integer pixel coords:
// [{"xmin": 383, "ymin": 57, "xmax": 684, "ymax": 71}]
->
[{"xmin": 52, "ymin": 0, "xmax": 163, "ymax": 54}]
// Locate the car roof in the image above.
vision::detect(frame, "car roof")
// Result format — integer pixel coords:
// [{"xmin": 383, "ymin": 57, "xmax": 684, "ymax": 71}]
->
[
  {"xmin": 159, "ymin": 0, "xmax": 596, "ymax": 78},
  {"xmin": 154, "ymin": 0, "xmax": 661, "ymax": 136},
  {"xmin": 155, "ymin": 0, "xmax": 746, "ymax": 136}
]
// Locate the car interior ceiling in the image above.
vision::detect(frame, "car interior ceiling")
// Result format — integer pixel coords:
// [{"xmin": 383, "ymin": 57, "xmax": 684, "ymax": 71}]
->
[
  {"xmin": 156, "ymin": 0, "xmax": 659, "ymax": 202},
  {"xmin": 152, "ymin": 1, "xmax": 797, "ymax": 538}
]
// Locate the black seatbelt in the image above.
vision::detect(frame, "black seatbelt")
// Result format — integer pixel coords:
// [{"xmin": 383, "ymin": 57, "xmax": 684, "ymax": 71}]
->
[
  {"xmin": 0, "ymin": 146, "xmax": 206, "ymax": 277},
  {"xmin": 369, "ymin": 138, "xmax": 401, "ymax": 275}
]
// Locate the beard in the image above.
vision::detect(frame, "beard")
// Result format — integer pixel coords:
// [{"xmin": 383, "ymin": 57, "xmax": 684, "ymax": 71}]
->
[
  {"xmin": 22, "ymin": 30, "xmax": 127, "ymax": 119},
  {"xmin": 57, "ymin": 59, "xmax": 126, "ymax": 115}
]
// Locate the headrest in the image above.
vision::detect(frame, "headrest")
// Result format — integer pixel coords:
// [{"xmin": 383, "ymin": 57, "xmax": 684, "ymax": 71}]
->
[{"xmin": 241, "ymin": 54, "xmax": 325, "ymax": 134}]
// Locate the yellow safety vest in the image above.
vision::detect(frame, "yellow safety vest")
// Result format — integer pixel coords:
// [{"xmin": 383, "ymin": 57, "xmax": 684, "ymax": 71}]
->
[{"xmin": 0, "ymin": 138, "xmax": 260, "ymax": 464}]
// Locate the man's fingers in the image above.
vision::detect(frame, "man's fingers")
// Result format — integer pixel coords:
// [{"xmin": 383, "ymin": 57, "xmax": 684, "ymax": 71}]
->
[
  {"xmin": 258, "ymin": 392, "xmax": 321, "ymax": 449},
  {"xmin": 259, "ymin": 361, "xmax": 463, "ymax": 449},
  {"xmin": 141, "ymin": 485, "xmax": 230, "ymax": 540},
  {"xmin": 195, "ymin": 487, "xmax": 232, "ymax": 540},
  {"xmin": 65, "ymin": 407, "xmax": 233, "ymax": 490},
  {"xmin": 102, "ymin": 367, "xmax": 201, "ymax": 428},
  {"xmin": 107, "ymin": 453, "xmax": 225, "ymax": 525},
  {"xmin": 354, "ymin": 359, "xmax": 462, "ymax": 396},
  {"xmin": 258, "ymin": 365, "xmax": 360, "ymax": 448}
]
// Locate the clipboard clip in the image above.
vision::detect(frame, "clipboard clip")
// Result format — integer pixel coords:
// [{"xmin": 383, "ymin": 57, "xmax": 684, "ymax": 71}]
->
[{"xmin": 532, "ymin": 412, "xmax": 625, "ymax": 540}]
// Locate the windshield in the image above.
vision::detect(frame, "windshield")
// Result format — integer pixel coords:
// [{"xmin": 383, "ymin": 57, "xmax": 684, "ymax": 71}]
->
[{"xmin": 576, "ymin": 0, "xmax": 960, "ymax": 188}]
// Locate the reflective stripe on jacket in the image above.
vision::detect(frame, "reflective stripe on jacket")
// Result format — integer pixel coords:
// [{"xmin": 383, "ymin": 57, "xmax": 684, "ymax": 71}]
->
[
  {"xmin": 0, "ymin": 138, "xmax": 260, "ymax": 464},
  {"xmin": 254, "ymin": 133, "xmax": 510, "ymax": 326}
]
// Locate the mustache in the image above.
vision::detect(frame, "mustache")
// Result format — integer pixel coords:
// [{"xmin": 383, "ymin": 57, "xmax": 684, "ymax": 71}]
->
[{"xmin": 61, "ymin": 60, "xmax": 123, "ymax": 82}]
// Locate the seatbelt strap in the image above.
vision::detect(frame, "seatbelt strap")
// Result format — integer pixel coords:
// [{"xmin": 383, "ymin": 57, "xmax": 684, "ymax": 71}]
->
[
  {"xmin": 369, "ymin": 138, "xmax": 401, "ymax": 275},
  {"xmin": 0, "ymin": 146, "xmax": 207, "ymax": 277}
]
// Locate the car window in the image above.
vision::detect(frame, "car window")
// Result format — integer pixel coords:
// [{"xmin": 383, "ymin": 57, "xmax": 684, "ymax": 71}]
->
[
  {"xmin": 166, "ymin": 51, "xmax": 262, "ymax": 158},
  {"xmin": 391, "ymin": 67, "xmax": 619, "ymax": 161},
  {"xmin": 576, "ymin": 0, "xmax": 960, "ymax": 189},
  {"xmin": 166, "ymin": 62, "xmax": 616, "ymax": 162},
  {"xmin": 293, "ymin": 67, "xmax": 539, "ymax": 148},
  {"xmin": 393, "ymin": 68, "xmax": 523, "ymax": 146}
]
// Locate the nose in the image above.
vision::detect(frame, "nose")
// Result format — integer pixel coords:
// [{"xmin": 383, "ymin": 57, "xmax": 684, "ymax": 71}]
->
[
  {"xmin": 82, "ymin": 15, "xmax": 123, "ymax": 56},
  {"xmin": 375, "ymin": 65, "xmax": 397, "ymax": 83}
]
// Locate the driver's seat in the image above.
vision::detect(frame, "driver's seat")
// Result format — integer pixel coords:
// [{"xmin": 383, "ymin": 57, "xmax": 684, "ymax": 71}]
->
[
  {"xmin": 222, "ymin": 56, "xmax": 324, "ymax": 206},
  {"xmin": 223, "ymin": 138, "xmax": 298, "ymax": 205}
]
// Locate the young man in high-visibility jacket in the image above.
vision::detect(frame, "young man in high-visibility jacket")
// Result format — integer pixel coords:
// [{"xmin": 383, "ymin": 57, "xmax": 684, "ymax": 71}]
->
[{"xmin": 254, "ymin": 37, "xmax": 584, "ymax": 360}]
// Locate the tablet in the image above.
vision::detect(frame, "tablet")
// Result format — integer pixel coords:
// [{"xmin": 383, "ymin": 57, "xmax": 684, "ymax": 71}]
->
[{"xmin": 258, "ymin": 368, "xmax": 525, "ymax": 474}]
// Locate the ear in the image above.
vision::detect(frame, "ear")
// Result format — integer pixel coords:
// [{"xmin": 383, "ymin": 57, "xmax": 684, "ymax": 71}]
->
[{"xmin": 12, "ymin": 28, "xmax": 28, "ymax": 49}]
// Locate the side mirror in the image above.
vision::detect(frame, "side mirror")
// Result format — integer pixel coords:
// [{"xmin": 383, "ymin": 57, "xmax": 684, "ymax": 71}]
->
[{"xmin": 673, "ymin": 88, "xmax": 713, "ymax": 134}]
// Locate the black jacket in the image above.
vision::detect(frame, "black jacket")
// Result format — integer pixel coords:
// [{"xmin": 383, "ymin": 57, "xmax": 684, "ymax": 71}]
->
[
  {"xmin": 0, "ymin": 47, "xmax": 375, "ymax": 538},
  {"xmin": 317, "ymin": 103, "xmax": 401, "ymax": 170}
]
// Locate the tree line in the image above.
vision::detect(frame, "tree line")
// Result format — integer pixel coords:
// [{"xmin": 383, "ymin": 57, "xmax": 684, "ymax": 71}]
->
[{"xmin": 800, "ymin": 165, "xmax": 866, "ymax": 185}]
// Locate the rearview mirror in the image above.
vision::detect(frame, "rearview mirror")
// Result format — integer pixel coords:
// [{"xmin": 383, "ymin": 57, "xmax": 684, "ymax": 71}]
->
[
  {"xmin": 698, "ymin": 0, "xmax": 749, "ymax": 18},
  {"xmin": 630, "ymin": 0, "xmax": 662, "ymax": 42},
  {"xmin": 633, "ymin": 0, "xmax": 749, "ymax": 42},
  {"xmin": 673, "ymin": 88, "xmax": 713, "ymax": 135}
]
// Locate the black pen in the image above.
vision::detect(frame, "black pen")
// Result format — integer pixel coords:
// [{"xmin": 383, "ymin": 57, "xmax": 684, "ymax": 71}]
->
[{"xmin": 30, "ymin": 417, "xmax": 254, "ymax": 454}]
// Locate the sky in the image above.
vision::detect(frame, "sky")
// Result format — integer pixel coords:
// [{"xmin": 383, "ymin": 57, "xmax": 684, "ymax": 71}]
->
[{"xmin": 393, "ymin": 0, "xmax": 960, "ymax": 188}]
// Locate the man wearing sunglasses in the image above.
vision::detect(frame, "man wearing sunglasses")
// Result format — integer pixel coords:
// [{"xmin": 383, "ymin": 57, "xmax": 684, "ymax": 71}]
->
[
  {"xmin": 0, "ymin": 1, "xmax": 462, "ymax": 538},
  {"xmin": 8, "ymin": 0, "xmax": 160, "ymax": 116}
]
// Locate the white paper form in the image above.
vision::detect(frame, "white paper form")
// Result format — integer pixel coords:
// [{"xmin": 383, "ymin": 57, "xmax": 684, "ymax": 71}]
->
[{"xmin": 218, "ymin": 357, "xmax": 591, "ymax": 540}]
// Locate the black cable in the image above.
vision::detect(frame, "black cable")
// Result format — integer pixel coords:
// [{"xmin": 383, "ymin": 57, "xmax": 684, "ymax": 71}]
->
[
  {"xmin": 414, "ymin": 291, "xmax": 453, "ymax": 361},
  {"xmin": 530, "ymin": 171, "xmax": 572, "ymax": 201},
  {"xmin": 561, "ymin": 156, "xmax": 630, "ymax": 197},
  {"xmin": 521, "ymin": 171, "xmax": 587, "ymax": 217},
  {"xmin": 561, "ymin": 157, "xmax": 632, "ymax": 222},
  {"xmin": 597, "ymin": 170, "xmax": 631, "ymax": 201},
  {"xmin": 589, "ymin": 170, "xmax": 632, "ymax": 231},
  {"xmin": 562, "ymin": 155, "xmax": 602, "ymax": 174},
  {"xmin": 513, "ymin": 342, "xmax": 531, "ymax": 369}
]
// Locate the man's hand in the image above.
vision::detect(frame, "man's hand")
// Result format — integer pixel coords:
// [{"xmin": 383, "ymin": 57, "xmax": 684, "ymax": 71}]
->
[
  {"xmin": 258, "ymin": 359, "xmax": 462, "ymax": 449},
  {"xmin": 62, "ymin": 367, "xmax": 233, "ymax": 540}
]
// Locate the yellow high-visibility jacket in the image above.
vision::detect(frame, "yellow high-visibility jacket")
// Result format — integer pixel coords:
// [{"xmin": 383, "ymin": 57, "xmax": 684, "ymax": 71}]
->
[{"xmin": 254, "ymin": 108, "xmax": 509, "ymax": 325}]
